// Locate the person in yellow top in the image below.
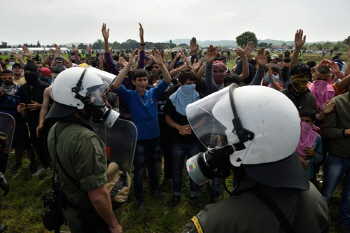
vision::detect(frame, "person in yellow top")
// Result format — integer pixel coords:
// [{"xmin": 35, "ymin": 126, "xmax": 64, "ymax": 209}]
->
[{"xmin": 12, "ymin": 63, "xmax": 26, "ymax": 86}]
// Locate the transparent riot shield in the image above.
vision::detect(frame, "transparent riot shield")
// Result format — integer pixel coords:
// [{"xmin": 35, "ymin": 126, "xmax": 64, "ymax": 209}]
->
[
  {"xmin": 0, "ymin": 112, "xmax": 16, "ymax": 173},
  {"xmin": 92, "ymin": 119, "xmax": 137, "ymax": 174}
]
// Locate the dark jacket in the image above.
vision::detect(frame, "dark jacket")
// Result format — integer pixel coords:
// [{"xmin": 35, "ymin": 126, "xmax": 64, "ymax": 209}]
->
[
  {"xmin": 322, "ymin": 92, "xmax": 350, "ymax": 159},
  {"xmin": 183, "ymin": 178, "xmax": 329, "ymax": 233},
  {"xmin": 280, "ymin": 84, "xmax": 318, "ymax": 113}
]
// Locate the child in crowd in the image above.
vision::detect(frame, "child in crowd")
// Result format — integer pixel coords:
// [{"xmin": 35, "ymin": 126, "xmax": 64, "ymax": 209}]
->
[
  {"xmin": 261, "ymin": 63, "xmax": 282, "ymax": 90},
  {"xmin": 297, "ymin": 109, "xmax": 323, "ymax": 180}
]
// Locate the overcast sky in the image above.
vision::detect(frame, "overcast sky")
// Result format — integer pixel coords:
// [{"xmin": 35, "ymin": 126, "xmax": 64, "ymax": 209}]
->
[{"xmin": 2, "ymin": 0, "xmax": 349, "ymax": 46}]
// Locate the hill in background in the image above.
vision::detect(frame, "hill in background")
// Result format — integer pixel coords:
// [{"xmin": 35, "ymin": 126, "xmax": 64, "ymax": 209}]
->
[{"xmin": 170, "ymin": 39, "xmax": 330, "ymax": 48}]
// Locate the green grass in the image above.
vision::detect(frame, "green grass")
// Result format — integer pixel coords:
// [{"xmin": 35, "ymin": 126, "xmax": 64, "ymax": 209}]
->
[{"xmin": 0, "ymin": 152, "xmax": 345, "ymax": 233}]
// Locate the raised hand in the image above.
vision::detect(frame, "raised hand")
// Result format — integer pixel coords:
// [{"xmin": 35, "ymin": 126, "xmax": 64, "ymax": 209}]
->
[
  {"xmin": 318, "ymin": 59, "xmax": 331, "ymax": 67},
  {"xmin": 235, "ymin": 47, "xmax": 246, "ymax": 58},
  {"xmin": 17, "ymin": 52, "xmax": 24, "ymax": 59},
  {"xmin": 190, "ymin": 37, "xmax": 199, "ymax": 54},
  {"xmin": 102, "ymin": 23, "xmax": 109, "ymax": 41},
  {"xmin": 243, "ymin": 41, "xmax": 254, "ymax": 57},
  {"xmin": 119, "ymin": 57, "xmax": 128, "ymax": 68},
  {"xmin": 12, "ymin": 51, "xmax": 21, "ymax": 60},
  {"xmin": 206, "ymin": 45, "xmax": 218, "ymax": 64},
  {"xmin": 295, "ymin": 29, "xmax": 306, "ymax": 48},
  {"xmin": 48, "ymin": 49, "xmax": 55, "ymax": 56},
  {"xmin": 151, "ymin": 47, "xmax": 163, "ymax": 64},
  {"xmin": 192, "ymin": 58, "xmax": 203, "ymax": 72},
  {"xmin": 179, "ymin": 50, "xmax": 187, "ymax": 60},
  {"xmin": 256, "ymin": 48, "xmax": 268, "ymax": 67},
  {"xmin": 139, "ymin": 23, "xmax": 144, "ymax": 44},
  {"xmin": 184, "ymin": 56, "xmax": 193, "ymax": 70},
  {"xmin": 72, "ymin": 44, "xmax": 78, "ymax": 53},
  {"xmin": 54, "ymin": 44, "xmax": 61, "ymax": 57},
  {"xmin": 22, "ymin": 46, "xmax": 31, "ymax": 57},
  {"xmin": 87, "ymin": 44, "xmax": 92, "ymax": 53},
  {"xmin": 175, "ymin": 50, "xmax": 182, "ymax": 59},
  {"xmin": 329, "ymin": 61, "xmax": 340, "ymax": 74},
  {"xmin": 128, "ymin": 49, "xmax": 139, "ymax": 65}
]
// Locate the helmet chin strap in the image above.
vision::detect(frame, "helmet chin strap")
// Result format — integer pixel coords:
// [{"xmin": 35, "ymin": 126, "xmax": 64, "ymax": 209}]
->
[
  {"xmin": 72, "ymin": 68, "xmax": 91, "ymax": 106},
  {"xmin": 228, "ymin": 84, "xmax": 255, "ymax": 150},
  {"xmin": 214, "ymin": 84, "xmax": 255, "ymax": 195}
]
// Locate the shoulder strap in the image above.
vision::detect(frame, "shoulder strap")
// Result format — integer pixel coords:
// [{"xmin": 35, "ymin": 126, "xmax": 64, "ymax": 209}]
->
[
  {"xmin": 250, "ymin": 187, "xmax": 295, "ymax": 233},
  {"xmin": 54, "ymin": 125, "xmax": 81, "ymax": 189},
  {"xmin": 110, "ymin": 171, "xmax": 127, "ymax": 197}
]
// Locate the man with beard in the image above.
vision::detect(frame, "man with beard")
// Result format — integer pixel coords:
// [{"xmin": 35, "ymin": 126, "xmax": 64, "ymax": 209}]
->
[
  {"xmin": 12, "ymin": 63, "xmax": 26, "ymax": 86},
  {"xmin": 17, "ymin": 61, "xmax": 50, "ymax": 175}
]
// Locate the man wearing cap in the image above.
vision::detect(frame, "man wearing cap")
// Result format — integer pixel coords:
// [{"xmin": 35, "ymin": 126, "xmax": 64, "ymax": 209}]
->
[
  {"xmin": 18, "ymin": 61, "xmax": 50, "ymax": 175},
  {"xmin": 12, "ymin": 63, "xmax": 26, "ymax": 86},
  {"xmin": 271, "ymin": 54, "xmax": 279, "ymax": 64},
  {"xmin": 39, "ymin": 68, "xmax": 52, "ymax": 85}
]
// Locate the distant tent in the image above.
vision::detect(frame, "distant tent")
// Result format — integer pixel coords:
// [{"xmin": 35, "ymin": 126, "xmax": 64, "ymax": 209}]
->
[{"xmin": 0, "ymin": 47, "xmax": 70, "ymax": 53}]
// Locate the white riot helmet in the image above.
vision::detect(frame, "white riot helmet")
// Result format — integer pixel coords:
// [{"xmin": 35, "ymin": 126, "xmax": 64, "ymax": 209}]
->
[
  {"xmin": 186, "ymin": 85, "xmax": 309, "ymax": 190},
  {"xmin": 46, "ymin": 67, "xmax": 119, "ymax": 128}
]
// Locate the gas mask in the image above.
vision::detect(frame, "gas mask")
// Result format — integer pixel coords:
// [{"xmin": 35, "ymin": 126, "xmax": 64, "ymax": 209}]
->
[
  {"xmin": 186, "ymin": 84, "xmax": 254, "ymax": 185},
  {"xmin": 185, "ymin": 85, "xmax": 305, "ymax": 191},
  {"xmin": 72, "ymin": 67, "xmax": 119, "ymax": 128}
]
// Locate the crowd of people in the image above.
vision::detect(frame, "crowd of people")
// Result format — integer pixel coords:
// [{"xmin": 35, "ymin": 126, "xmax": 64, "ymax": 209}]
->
[{"xmin": 0, "ymin": 23, "xmax": 350, "ymax": 232}]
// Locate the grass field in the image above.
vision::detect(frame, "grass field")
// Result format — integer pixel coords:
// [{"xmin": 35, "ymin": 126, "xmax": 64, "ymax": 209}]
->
[{"xmin": 0, "ymin": 152, "xmax": 346, "ymax": 233}]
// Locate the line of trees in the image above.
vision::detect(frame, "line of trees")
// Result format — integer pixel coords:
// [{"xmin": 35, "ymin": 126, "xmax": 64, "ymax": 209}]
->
[
  {"xmin": 0, "ymin": 41, "xmax": 65, "ymax": 48},
  {"xmin": 2, "ymin": 35, "xmax": 348, "ymax": 51},
  {"xmin": 91, "ymin": 39, "xmax": 179, "ymax": 50}
]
